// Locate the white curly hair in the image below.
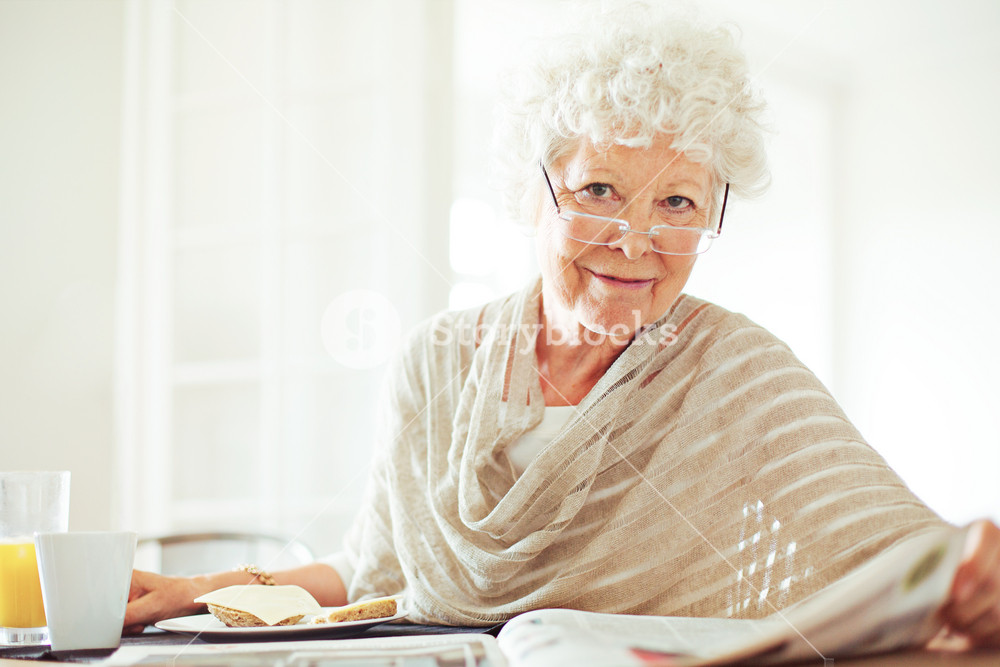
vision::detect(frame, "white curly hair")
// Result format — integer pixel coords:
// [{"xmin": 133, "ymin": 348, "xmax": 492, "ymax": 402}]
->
[{"xmin": 492, "ymin": 2, "xmax": 770, "ymax": 225}]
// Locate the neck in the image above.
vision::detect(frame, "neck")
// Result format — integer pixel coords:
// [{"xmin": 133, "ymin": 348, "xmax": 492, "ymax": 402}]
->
[{"xmin": 534, "ymin": 296, "xmax": 631, "ymax": 407}]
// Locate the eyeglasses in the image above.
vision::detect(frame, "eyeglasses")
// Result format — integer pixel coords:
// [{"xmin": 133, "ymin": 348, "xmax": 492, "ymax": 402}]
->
[{"xmin": 540, "ymin": 162, "xmax": 728, "ymax": 256}]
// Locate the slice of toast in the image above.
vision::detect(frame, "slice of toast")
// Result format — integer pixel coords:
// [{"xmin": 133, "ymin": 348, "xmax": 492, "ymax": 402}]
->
[
  {"xmin": 206, "ymin": 603, "xmax": 303, "ymax": 627},
  {"xmin": 313, "ymin": 596, "xmax": 397, "ymax": 624}
]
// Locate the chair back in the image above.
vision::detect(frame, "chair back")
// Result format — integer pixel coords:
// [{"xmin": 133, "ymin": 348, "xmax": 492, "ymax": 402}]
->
[{"xmin": 135, "ymin": 531, "xmax": 314, "ymax": 575}]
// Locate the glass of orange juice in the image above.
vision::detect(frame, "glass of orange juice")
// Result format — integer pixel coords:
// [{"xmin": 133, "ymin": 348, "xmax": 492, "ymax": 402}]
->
[{"xmin": 0, "ymin": 471, "xmax": 70, "ymax": 646}]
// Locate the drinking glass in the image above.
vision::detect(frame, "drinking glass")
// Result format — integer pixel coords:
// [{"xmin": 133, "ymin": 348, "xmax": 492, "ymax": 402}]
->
[{"xmin": 0, "ymin": 471, "xmax": 70, "ymax": 646}]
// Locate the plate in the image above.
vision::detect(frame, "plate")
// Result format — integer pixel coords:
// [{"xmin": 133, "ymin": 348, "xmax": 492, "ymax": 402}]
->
[{"xmin": 155, "ymin": 608, "xmax": 408, "ymax": 641}]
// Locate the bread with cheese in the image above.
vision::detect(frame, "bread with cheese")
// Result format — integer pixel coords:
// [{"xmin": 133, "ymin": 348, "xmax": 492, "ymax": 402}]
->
[{"xmin": 194, "ymin": 585, "xmax": 322, "ymax": 627}]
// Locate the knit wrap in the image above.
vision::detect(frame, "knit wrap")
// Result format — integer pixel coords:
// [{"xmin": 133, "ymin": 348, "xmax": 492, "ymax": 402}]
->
[{"xmin": 343, "ymin": 278, "xmax": 942, "ymax": 625}]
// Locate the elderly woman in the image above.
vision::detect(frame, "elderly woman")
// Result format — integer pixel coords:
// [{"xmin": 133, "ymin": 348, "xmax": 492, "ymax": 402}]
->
[{"xmin": 125, "ymin": 6, "xmax": 1000, "ymax": 646}]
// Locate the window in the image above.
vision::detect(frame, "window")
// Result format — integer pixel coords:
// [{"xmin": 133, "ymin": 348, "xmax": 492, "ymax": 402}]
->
[{"xmin": 116, "ymin": 0, "xmax": 453, "ymax": 556}]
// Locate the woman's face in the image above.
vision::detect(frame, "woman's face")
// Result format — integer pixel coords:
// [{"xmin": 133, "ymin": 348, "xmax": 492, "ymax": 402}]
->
[{"xmin": 536, "ymin": 136, "xmax": 714, "ymax": 339}]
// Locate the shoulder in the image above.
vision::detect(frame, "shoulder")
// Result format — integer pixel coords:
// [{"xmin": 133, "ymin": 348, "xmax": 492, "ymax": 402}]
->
[
  {"xmin": 666, "ymin": 294, "xmax": 820, "ymax": 390},
  {"xmin": 401, "ymin": 290, "xmax": 522, "ymax": 357},
  {"xmin": 669, "ymin": 294, "xmax": 788, "ymax": 353},
  {"xmin": 386, "ymin": 290, "xmax": 523, "ymax": 390}
]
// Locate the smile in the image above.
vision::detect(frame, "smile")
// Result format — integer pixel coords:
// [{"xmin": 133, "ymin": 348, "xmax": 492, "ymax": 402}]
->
[{"xmin": 590, "ymin": 271, "xmax": 656, "ymax": 290}]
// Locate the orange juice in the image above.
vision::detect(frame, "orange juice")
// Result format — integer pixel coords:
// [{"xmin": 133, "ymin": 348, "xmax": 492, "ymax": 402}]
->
[{"xmin": 0, "ymin": 541, "xmax": 47, "ymax": 628}]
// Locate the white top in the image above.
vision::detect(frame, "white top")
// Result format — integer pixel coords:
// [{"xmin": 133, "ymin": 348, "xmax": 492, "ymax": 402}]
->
[
  {"xmin": 506, "ymin": 405, "xmax": 578, "ymax": 475},
  {"xmin": 322, "ymin": 405, "xmax": 578, "ymax": 591}
]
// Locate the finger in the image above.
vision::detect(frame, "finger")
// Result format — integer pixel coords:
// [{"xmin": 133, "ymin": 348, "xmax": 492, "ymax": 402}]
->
[
  {"xmin": 127, "ymin": 569, "xmax": 154, "ymax": 602},
  {"xmin": 944, "ymin": 579, "xmax": 999, "ymax": 629},
  {"xmin": 951, "ymin": 520, "xmax": 1000, "ymax": 605},
  {"xmin": 966, "ymin": 606, "xmax": 1000, "ymax": 647},
  {"xmin": 122, "ymin": 623, "xmax": 147, "ymax": 636},
  {"xmin": 926, "ymin": 627, "xmax": 970, "ymax": 652},
  {"xmin": 123, "ymin": 590, "xmax": 165, "ymax": 629},
  {"xmin": 127, "ymin": 582, "xmax": 146, "ymax": 602}
]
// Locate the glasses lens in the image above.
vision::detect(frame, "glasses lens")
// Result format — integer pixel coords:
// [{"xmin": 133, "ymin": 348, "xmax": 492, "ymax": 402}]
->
[
  {"xmin": 650, "ymin": 227, "xmax": 716, "ymax": 255},
  {"xmin": 560, "ymin": 212, "xmax": 624, "ymax": 245}
]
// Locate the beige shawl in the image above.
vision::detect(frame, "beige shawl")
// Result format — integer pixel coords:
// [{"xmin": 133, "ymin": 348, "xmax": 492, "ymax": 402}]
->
[{"xmin": 343, "ymin": 278, "xmax": 943, "ymax": 625}]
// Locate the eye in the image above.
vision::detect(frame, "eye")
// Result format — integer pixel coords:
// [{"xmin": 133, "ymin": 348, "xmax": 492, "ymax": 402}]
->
[
  {"xmin": 572, "ymin": 182, "xmax": 621, "ymax": 216},
  {"xmin": 582, "ymin": 183, "xmax": 615, "ymax": 199},
  {"xmin": 664, "ymin": 195, "xmax": 694, "ymax": 210},
  {"xmin": 657, "ymin": 195, "xmax": 701, "ymax": 227}
]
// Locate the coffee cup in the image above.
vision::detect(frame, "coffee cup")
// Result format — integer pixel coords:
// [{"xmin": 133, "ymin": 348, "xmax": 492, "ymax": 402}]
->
[{"xmin": 34, "ymin": 531, "xmax": 137, "ymax": 651}]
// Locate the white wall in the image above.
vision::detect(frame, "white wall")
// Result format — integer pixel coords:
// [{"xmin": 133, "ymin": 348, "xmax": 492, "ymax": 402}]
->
[
  {"xmin": 0, "ymin": 0, "xmax": 125, "ymax": 530},
  {"xmin": 711, "ymin": 0, "xmax": 1000, "ymax": 523},
  {"xmin": 832, "ymin": 0, "xmax": 1000, "ymax": 523}
]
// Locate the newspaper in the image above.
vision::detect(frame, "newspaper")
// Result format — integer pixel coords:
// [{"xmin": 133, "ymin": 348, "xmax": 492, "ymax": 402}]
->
[
  {"xmin": 103, "ymin": 525, "xmax": 967, "ymax": 667},
  {"xmin": 496, "ymin": 525, "xmax": 969, "ymax": 666},
  {"xmin": 103, "ymin": 634, "xmax": 505, "ymax": 667}
]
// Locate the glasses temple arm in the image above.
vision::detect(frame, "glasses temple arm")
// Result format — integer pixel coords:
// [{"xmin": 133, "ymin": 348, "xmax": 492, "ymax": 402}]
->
[
  {"xmin": 539, "ymin": 162, "xmax": 561, "ymax": 212},
  {"xmin": 717, "ymin": 182, "xmax": 730, "ymax": 235}
]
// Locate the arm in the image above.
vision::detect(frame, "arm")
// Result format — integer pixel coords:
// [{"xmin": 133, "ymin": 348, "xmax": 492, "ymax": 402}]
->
[{"xmin": 123, "ymin": 561, "xmax": 347, "ymax": 634}]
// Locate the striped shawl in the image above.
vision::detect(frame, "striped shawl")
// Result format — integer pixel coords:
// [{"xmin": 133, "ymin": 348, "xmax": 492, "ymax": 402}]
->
[{"xmin": 343, "ymin": 279, "xmax": 943, "ymax": 625}]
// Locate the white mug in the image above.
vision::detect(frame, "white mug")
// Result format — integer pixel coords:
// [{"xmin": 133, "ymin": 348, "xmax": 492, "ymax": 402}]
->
[{"xmin": 34, "ymin": 531, "xmax": 137, "ymax": 651}]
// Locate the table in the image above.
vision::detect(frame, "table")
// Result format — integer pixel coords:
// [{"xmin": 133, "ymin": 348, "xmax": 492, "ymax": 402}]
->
[
  {"xmin": 2, "ymin": 627, "xmax": 999, "ymax": 665},
  {"xmin": 0, "ymin": 624, "xmax": 493, "ymax": 664}
]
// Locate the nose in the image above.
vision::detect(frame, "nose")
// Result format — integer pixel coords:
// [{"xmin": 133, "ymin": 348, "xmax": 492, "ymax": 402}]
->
[
  {"xmin": 611, "ymin": 230, "xmax": 653, "ymax": 260},
  {"xmin": 608, "ymin": 212, "xmax": 656, "ymax": 260}
]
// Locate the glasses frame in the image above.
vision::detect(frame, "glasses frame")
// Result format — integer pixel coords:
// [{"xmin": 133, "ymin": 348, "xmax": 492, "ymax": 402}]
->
[{"xmin": 540, "ymin": 162, "xmax": 729, "ymax": 256}]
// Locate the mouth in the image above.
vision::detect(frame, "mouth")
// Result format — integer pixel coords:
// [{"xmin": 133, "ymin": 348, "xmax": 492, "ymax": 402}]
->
[{"xmin": 589, "ymin": 270, "xmax": 656, "ymax": 291}]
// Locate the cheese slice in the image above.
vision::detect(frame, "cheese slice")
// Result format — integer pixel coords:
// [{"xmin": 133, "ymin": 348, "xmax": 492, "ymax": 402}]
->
[{"xmin": 194, "ymin": 585, "xmax": 321, "ymax": 626}]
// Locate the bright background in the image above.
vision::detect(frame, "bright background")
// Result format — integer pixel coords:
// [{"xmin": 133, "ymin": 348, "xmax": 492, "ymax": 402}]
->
[{"xmin": 2, "ymin": 0, "xmax": 998, "ymax": 558}]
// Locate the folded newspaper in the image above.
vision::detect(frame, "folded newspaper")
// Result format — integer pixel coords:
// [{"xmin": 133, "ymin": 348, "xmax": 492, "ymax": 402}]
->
[
  {"xmin": 498, "ymin": 525, "xmax": 968, "ymax": 666},
  {"xmin": 103, "ymin": 525, "xmax": 967, "ymax": 667}
]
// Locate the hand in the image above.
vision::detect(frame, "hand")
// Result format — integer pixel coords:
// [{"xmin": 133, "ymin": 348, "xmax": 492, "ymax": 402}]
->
[
  {"xmin": 123, "ymin": 569, "xmax": 204, "ymax": 635},
  {"xmin": 939, "ymin": 519, "xmax": 1000, "ymax": 648}
]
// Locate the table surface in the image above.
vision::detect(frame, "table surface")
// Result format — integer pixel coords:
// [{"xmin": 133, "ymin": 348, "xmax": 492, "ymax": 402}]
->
[
  {"xmin": 0, "ymin": 624, "xmax": 489, "ymax": 664},
  {"xmin": 2, "ymin": 626, "xmax": 999, "ymax": 665}
]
